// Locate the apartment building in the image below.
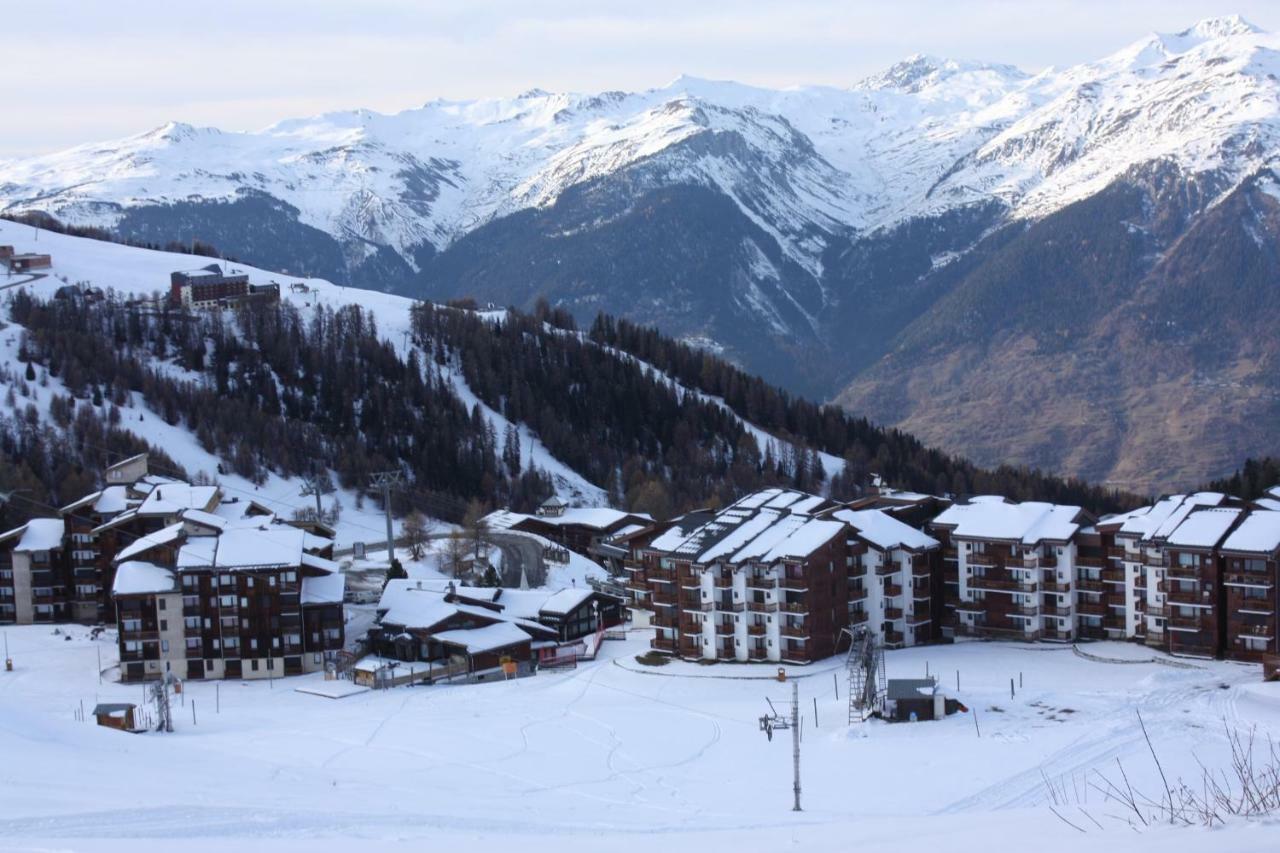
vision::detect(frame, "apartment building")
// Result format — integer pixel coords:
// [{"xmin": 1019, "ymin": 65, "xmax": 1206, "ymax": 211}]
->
[
  {"xmin": 633, "ymin": 488, "xmax": 848, "ymax": 664},
  {"xmin": 1097, "ymin": 493, "xmax": 1278, "ymax": 661},
  {"xmin": 0, "ymin": 518, "xmax": 68, "ymax": 624},
  {"xmin": 827, "ymin": 508, "xmax": 941, "ymax": 648},
  {"xmin": 110, "ymin": 513, "xmax": 345, "ymax": 682},
  {"xmin": 930, "ymin": 498, "xmax": 1090, "ymax": 642}
]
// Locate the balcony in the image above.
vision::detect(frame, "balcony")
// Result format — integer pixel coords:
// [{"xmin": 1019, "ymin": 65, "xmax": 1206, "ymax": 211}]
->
[
  {"xmin": 969, "ymin": 571, "xmax": 1037, "ymax": 594},
  {"xmin": 1076, "ymin": 555, "xmax": 1105, "ymax": 569},
  {"xmin": 849, "ymin": 610, "xmax": 869, "ymax": 624},
  {"xmin": 119, "ymin": 628, "xmax": 159, "ymax": 641},
  {"xmin": 911, "ymin": 584, "xmax": 931, "ymax": 601},
  {"xmin": 716, "ymin": 600, "xmax": 745, "ymax": 613},
  {"xmin": 779, "ymin": 575, "xmax": 809, "ymax": 592},
  {"xmin": 1041, "ymin": 628, "xmax": 1073, "ymax": 641},
  {"xmin": 714, "ymin": 622, "xmax": 736, "ymax": 636},
  {"xmin": 883, "ymin": 630, "xmax": 905, "ymax": 647},
  {"xmin": 1233, "ymin": 623, "xmax": 1274, "ymax": 640},
  {"xmin": 1041, "ymin": 580, "xmax": 1071, "ymax": 593},
  {"xmin": 1229, "ymin": 595, "xmax": 1275, "ymax": 615},
  {"xmin": 884, "ymin": 607, "xmax": 903, "ymax": 620},
  {"xmin": 875, "ymin": 563, "xmax": 899, "ymax": 576},
  {"xmin": 1224, "ymin": 572, "xmax": 1275, "ymax": 589},
  {"xmin": 779, "ymin": 602, "xmax": 809, "ymax": 615},
  {"xmin": 1101, "ymin": 569, "xmax": 1126, "ymax": 583},
  {"xmin": 883, "ymin": 583, "xmax": 903, "ymax": 598},
  {"xmin": 746, "ymin": 575, "xmax": 778, "ymax": 591},
  {"xmin": 943, "ymin": 568, "xmax": 959, "ymax": 584},
  {"xmin": 1103, "ymin": 615, "xmax": 1127, "ymax": 630},
  {"xmin": 746, "ymin": 622, "xmax": 767, "ymax": 636},
  {"xmin": 779, "ymin": 623, "xmax": 809, "ymax": 640},
  {"xmin": 1165, "ymin": 589, "xmax": 1213, "ymax": 607},
  {"xmin": 622, "ymin": 559, "xmax": 644, "ymax": 573},
  {"xmin": 647, "ymin": 567, "xmax": 675, "ymax": 583},
  {"xmin": 746, "ymin": 601, "xmax": 778, "ymax": 613},
  {"xmin": 910, "ymin": 560, "xmax": 931, "ymax": 578},
  {"xmin": 1075, "ymin": 579, "xmax": 1105, "ymax": 593},
  {"xmin": 748, "ymin": 647, "xmax": 769, "ymax": 661},
  {"xmin": 1107, "ymin": 546, "xmax": 1128, "ymax": 559},
  {"xmin": 942, "ymin": 547, "xmax": 958, "ymax": 561},
  {"xmin": 1076, "ymin": 601, "xmax": 1106, "ymax": 616},
  {"xmin": 906, "ymin": 611, "xmax": 931, "ymax": 626},
  {"xmin": 651, "ymin": 588, "xmax": 676, "ymax": 606},
  {"xmin": 1166, "ymin": 564, "xmax": 1201, "ymax": 579},
  {"xmin": 1167, "ymin": 615, "xmax": 1203, "ymax": 631},
  {"xmin": 848, "ymin": 587, "xmax": 868, "ymax": 601},
  {"xmin": 678, "ymin": 619, "xmax": 702, "ymax": 633},
  {"xmin": 713, "ymin": 574, "xmax": 733, "ymax": 589},
  {"xmin": 650, "ymin": 630, "xmax": 680, "ymax": 650},
  {"xmin": 652, "ymin": 611, "xmax": 677, "ymax": 629},
  {"xmin": 681, "ymin": 597, "xmax": 713, "ymax": 613},
  {"xmin": 966, "ymin": 552, "xmax": 1005, "ymax": 567},
  {"xmin": 1040, "ymin": 602, "xmax": 1071, "ymax": 617}
]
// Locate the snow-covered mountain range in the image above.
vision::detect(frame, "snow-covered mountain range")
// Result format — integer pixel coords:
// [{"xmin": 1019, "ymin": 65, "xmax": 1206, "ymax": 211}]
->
[
  {"xmin": 1, "ymin": 15, "xmax": 1277, "ymax": 491},
  {"xmin": 2, "ymin": 16, "xmax": 1274, "ymax": 283}
]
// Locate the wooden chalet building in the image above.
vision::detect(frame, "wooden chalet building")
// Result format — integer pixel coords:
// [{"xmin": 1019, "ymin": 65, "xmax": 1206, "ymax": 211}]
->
[
  {"xmin": 110, "ymin": 513, "xmax": 344, "ymax": 682},
  {"xmin": 369, "ymin": 579, "xmax": 622, "ymax": 678},
  {"xmin": 484, "ymin": 500, "xmax": 652, "ymax": 561}
]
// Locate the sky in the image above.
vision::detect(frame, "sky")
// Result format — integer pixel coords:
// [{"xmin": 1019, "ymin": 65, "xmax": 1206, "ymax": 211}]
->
[{"xmin": 2, "ymin": 0, "xmax": 1277, "ymax": 157}]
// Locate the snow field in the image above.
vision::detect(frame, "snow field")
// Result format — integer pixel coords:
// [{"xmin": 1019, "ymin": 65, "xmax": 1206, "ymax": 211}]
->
[{"xmin": 1, "ymin": 625, "xmax": 1278, "ymax": 850}]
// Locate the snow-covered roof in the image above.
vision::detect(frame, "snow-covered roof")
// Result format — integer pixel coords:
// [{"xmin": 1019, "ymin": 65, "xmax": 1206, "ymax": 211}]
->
[
  {"xmin": 485, "ymin": 506, "xmax": 650, "ymax": 532},
  {"xmin": 115, "ymin": 522, "xmax": 185, "ymax": 562},
  {"xmin": 377, "ymin": 580, "xmax": 556, "ymax": 636},
  {"xmin": 136, "ymin": 483, "xmax": 220, "ymax": 516},
  {"xmin": 831, "ymin": 508, "xmax": 940, "ymax": 552},
  {"xmin": 931, "ymin": 498, "xmax": 1082, "ymax": 544},
  {"xmin": 432, "ymin": 622, "xmax": 531, "ymax": 654},
  {"xmin": 12, "ymin": 518, "xmax": 65, "ymax": 552},
  {"xmin": 301, "ymin": 551, "xmax": 339, "ymax": 574},
  {"xmin": 1165, "ymin": 508, "xmax": 1242, "ymax": 549},
  {"xmin": 301, "ymin": 572, "xmax": 346, "ymax": 605},
  {"xmin": 182, "ymin": 508, "xmax": 229, "ymax": 531},
  {"xmin": 112, "ymin": 560, "xmax": 177, "ymax": 595},
  {"xmin": 539, "ymin": 588, "xmax": 593, "ymax": 615},
  {"xmin": 645, "ymin": 489, "xmax": 840, "ymax": 564},
  {"xmin": 1220, "ymin": 511, "xmax": 1280, "ymax": 554},
  {"xmin": 211, "ymin": 526, "xmax": 307, "ymax": 568}
]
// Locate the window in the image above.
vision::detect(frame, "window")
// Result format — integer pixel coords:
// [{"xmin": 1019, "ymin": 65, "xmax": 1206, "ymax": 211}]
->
[
  {"xmin": 186, "ymin": 638, "xmax": 200, "ymax": 650},
  {"xmin": 219, "ymin": 595, "xmax": 235, "ymax": 608},
  {"xmin": 240, "ymin": 597, "xmax": 249, "ymax": 608},
  {"xmin": 251, "ymin": 659, "xmax": 259, "ymax": 671},
  {"xmin": 123, "ymin": 641, "xmax": 140, "ymax": 652},
  {"xmin": 247, "ymin": 577, "xmax": 254, "ymax": 589},
  {"xmin": 313, "ymin": 653, "xmax": 322, "ymax": 664},
  {"xmin": 220, "ymin": 574, "xmax": 233, "ymax": 586},
  {"xmin": 269, "ymin": 575, "xmax": 277, "ymax": 587},
  {"xmin": 183, "ymin": 575, "xmax": 196, "ymax": 588},
  {"xmin": 250, "ymin": 639, "xmax": 258, "ymax": 651},
  {"xmin": 160, "ymin": 640, "xmax": 169, "ymax": 653},
  {"xmin": 284, "ymin": 571, "xmax": 297, "ymax": 583},
  {"xmin": 159, "ymin": 620, "xmax": 168, "ymax": 631},
  {"xmin": 158, "ymin": 598, "xmax": 166, "ymax": 611},
  {"xmin": 212, "ymin": 639, "xmax": 221, "ymax": 650},
  {"xmin": 266, "ymin": 658, "xmax": 274, "ymax": 671}
]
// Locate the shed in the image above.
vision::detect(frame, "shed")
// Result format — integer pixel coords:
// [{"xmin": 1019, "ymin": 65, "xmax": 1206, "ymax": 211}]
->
[
  {"xmin": 92, "ymin": 703, "xmax": 140, "ymax": 732},
  {"xmin": 886, "ymin": 678, "xmax": 945, "ymax": 722}
]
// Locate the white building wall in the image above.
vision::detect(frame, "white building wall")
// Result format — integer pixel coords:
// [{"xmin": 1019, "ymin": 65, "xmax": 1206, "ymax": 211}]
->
[{"xmin": 11, "ymin": 552, "xmax": 33, "ymax": 624}]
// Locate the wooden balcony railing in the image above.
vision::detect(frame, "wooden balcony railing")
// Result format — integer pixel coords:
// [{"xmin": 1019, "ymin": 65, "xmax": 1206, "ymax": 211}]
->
[{"xmin": 1224, "ymin": 572, "xmax": 1275, "ymax": 588}]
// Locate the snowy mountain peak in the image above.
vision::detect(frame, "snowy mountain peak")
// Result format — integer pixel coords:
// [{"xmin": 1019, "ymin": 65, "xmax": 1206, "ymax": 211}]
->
[
  {"xmin": 856, "ymin": 53, "xmax": 1028, "ymax": 94},
  {"xmin": 1177, "ymin": 14, "xmax": 1263, "ymax": 40}
]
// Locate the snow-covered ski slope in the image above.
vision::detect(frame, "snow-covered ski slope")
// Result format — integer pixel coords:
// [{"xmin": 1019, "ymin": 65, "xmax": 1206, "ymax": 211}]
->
[
  {"xmin": 1, "ymin": 625, "xmax": 1278, "ymax": 851},
  {"xmin": 0, "ymin": 219, "xmax": 843, "ymax": 523},
  {"xmin": 0, "ymin": 218, "xmax": 606, "ymax": 533}
]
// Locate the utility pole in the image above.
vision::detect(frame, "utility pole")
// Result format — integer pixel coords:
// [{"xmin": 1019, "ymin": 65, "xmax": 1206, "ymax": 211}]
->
[
  {"xmin": 369, "ymin": 471, "xmax": 403, "ymax": 562},
  {"xmin": 758, "ymin": 681, "xmax": 802, "ymax": 812}
]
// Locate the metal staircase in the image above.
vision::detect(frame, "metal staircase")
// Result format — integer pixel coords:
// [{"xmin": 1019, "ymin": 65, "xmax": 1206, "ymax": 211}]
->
[{"xmin": 842, "ymin": 626, "xmax": 886, "ymax": 723}]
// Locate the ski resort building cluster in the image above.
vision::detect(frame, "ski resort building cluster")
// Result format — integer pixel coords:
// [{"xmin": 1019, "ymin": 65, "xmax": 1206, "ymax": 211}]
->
[
  {"xmin": 0, "ymin": 454, "xmax": 345, "ymax": 682},
  {"xmin": 619, "ymin": 485, "xmax": 1280, "ymax": 665}
]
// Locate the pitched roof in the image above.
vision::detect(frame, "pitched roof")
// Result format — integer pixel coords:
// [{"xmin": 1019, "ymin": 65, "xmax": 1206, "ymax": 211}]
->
[
  {"xmin": 432, "ymin": 622, "xmax": 532, "ymax": 654},
  {"xmin": 931, "ymin": 498, "xmax": 1082, "ymax": 544},
  {"xmin": 1220, "ymin": 511, "xmax": 1280, "ymax": 554},
  {"xmin": 645, "ymin": 489, "xmax": 839, "ymax": 563},
  {"xmin": 7, "ymin": 518, "xmax": 65, "ymax": 552},
  {"xmin": 1165, "ymin": 508, "xmax": 1242, "ymax": 549},
  {"xmin": 830, "ymin": 508, "xmax": 940, "ymax": 552},
  {"xmin": 112, "ymin": 560, "xmax": 177, "ymax": 595}
]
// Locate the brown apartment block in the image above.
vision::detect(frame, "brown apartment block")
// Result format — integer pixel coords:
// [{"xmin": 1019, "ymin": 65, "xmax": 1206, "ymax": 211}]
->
[
  {"xmin": 622, "ymin": 488, "xmax": 951, "ymax": 663},
  {"xmin": 929, "ymin": 498, "xmax": 1092, "ymax": 643},
  {"xmin": 111, "ymin": 513, "xmax": 344, "ymax": 682}
]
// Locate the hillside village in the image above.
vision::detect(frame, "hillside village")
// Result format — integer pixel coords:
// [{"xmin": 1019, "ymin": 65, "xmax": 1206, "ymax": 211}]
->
[{"xmin": 5, "ymin": 451, "xmax": 1280, "ymax": 693}]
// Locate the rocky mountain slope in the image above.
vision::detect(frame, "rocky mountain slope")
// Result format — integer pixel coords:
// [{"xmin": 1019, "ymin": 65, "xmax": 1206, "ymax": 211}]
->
[{"xmin": 1, "ymin": 15, "xmax": 1277, "ymax": 490}]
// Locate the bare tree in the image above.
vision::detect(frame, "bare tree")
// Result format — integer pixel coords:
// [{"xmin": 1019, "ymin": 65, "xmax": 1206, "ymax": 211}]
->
[{"xmin": 402, "ymin": 511, "xmax": 433, "ymax": 560}]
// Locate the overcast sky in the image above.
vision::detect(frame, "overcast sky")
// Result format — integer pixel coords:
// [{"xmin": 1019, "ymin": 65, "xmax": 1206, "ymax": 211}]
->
[{"xmin": 2, "ymin": 1, "xmax": 1276, "ymax": 157}]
